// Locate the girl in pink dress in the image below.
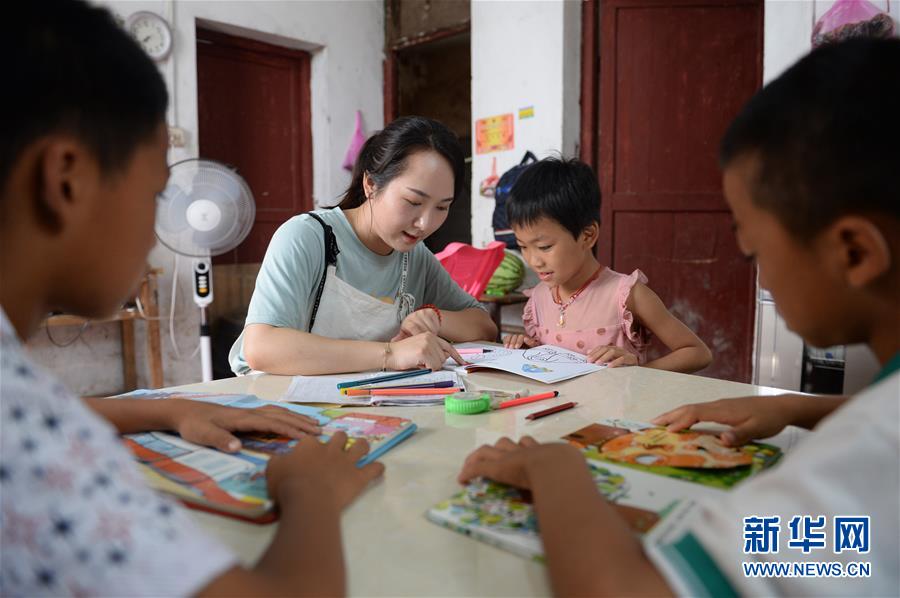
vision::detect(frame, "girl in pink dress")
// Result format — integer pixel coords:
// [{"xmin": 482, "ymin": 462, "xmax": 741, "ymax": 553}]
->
[{"xmin": 503, "ymin": 158, "xmax": 712, "ymax": 372}]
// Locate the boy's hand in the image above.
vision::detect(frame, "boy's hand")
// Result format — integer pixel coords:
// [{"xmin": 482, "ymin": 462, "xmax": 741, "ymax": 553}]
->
[
  {"xmin": 392, "ymin": 309, "xmax": 441, "ymax": 341},
  {"xmin": 503, "ymin": 334, "xmax": 539, "ymax": 349},
  {"xmin": 587, "ymin": 345, "xmax": 638, "ymax": 367},
  {"xmin": 389, "ymin": 332, "xmax": 465, "ymax": 370},
  {"xmin": 170, "ymin": 400, "xmax": 322, "ymax": 453},
  {"xmin": 266, "ymin": 431, "xmax": 384, "ymax": 510},
  {"xmin": 652, "ymin": 395, "xmax": 799, "ymax": 446},
  {"xmin": 457, "ymin": 436, "xmax": 583, "ymax": 488}
]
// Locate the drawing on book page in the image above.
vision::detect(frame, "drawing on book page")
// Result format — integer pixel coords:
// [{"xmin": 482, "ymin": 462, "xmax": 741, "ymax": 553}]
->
[{"xmin": 523, "ymin": 346, "xmax": 588, "ymax": 364}]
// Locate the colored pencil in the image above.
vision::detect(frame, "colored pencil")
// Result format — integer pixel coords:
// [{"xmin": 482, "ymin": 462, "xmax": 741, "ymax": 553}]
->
[
  {"xmin": 336, "ymin": 368, "xmax": 432, "ymax": 390},
  {"xmin": 368, "ymin": 387, "xmax": 460, "ymax": 396},
  {"xmin": 525, "ymin": 401, "xmax": 578, "ymax": 420},
  {"xmin": 343, "ymin": 387, "xmax": 460, "ymax": 397},
  {"xmin": 340, "ymin": 380, "xmax": 456, "ymax": 395},
  {"xmin": 497, "ymin": 390, "xmax": 559, "ymax": 410},
  {"xmin": 456, "ymin": 348, "xmax": 494, "ymax": 355}
]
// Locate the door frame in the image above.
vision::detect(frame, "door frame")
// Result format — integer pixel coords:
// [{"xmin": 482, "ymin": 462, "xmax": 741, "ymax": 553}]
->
[
  {"xmin": 196, "ymin": 27, "xmax": 314, "ymax": 218},
  {"xmin": 383, "ymin": 21, "xmax": 471, "ymax": 124}
]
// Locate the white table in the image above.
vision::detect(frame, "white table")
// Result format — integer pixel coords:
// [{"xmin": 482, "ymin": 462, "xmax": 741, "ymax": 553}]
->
[{"xmin": 170, "ymin": 367, "xmax": 796, "ymax": 597}]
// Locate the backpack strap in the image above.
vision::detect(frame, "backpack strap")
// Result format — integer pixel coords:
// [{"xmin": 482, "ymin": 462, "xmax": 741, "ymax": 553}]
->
[{"xmin": 307, "ymin": 212, "xmax": 341, "ymax": 332}]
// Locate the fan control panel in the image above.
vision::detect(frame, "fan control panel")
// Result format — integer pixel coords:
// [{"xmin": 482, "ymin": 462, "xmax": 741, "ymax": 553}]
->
[{"xmin": 192, "ymin": 259, "xmax": 214, "ymax": 307}]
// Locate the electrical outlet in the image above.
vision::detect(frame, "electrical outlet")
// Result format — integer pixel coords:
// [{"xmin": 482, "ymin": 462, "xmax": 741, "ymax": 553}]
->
[{"xmin": 168, "ymin": 126, "xmax": 187, "ymax": 148}]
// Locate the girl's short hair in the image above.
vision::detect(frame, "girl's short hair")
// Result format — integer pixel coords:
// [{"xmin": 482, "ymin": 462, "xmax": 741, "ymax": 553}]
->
[
  {"xmin": 720, "ymin": 38, "xmax": 900, "ymax": 240},
  {"xmin": 506, "ymin": 157, "xmax": 601, "ymax": 239},
  {"xmin": 338, "ymin": 116, "xmax": 465, "ymax": 209}
]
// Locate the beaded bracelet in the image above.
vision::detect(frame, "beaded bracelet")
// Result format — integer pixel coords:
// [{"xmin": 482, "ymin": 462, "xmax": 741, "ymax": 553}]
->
[
  {"xmin": 382, "ymin": 342, "xmax": 392, "ymax": 372},
  {"xmin": 417, "ymin": 303, "xmax": 442, "ymax": 324}
]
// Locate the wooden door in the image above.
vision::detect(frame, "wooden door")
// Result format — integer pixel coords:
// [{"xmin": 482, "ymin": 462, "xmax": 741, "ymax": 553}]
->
[
  {"xmin": 197, "ymin": 28, "xmax": 313, "ymax": 265},
  {"xmin": 598, "ymin": 0, "xmax": 763, "ymax": 382}
]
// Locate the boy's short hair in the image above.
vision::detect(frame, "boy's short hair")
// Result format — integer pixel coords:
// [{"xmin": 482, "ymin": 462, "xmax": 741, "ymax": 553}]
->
[
  {"xmin": 506, "ymin": 157, "xmax": 601, "ymax": 239},
  {"xmin": 1, "ymin": 0, "xmax": 168, "ymax": 189},
  {"xmin": 720, "ymin": 38, "xmax": 900, "ymax": 240}
]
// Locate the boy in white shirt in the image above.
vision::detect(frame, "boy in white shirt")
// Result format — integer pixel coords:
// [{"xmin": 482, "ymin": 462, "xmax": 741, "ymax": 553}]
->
[{"xmin": 1, "ymin": 2, "xmax": 383, "ymax": 596}]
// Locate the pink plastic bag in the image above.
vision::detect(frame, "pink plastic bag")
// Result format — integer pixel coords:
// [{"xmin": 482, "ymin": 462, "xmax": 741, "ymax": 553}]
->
[
  {"xmin": 342, "ymin": 111, "xmax": 367, "ymax": 171},
  {"xmin": 435, "ymin": 241, "xmax": 506, "ymax": 299},
  {"xmin": 812, "ymin": 0, "xmax": 895, "ymax": 48}
]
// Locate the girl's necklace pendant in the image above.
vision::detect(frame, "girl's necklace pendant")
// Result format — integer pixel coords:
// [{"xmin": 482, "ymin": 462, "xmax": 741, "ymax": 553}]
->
[{"xmin": 558, "ymin": 308, "xmax": 566, "ymax": 328}]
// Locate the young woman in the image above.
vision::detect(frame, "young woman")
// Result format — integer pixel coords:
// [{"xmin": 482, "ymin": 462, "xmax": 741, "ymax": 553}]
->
[{"xmin": 230, "ymin": 117, "xmax": 497, "ymax": 376}]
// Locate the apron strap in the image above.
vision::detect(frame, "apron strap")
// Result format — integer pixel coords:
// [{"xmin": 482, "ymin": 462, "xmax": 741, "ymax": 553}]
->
[
  {"xmin": 307, "ymin": 212, "xmax": 341, "ymax": 332},
  {"xmin": 396, "ymin": 251, "xmax": 415, "ymax": 320}
]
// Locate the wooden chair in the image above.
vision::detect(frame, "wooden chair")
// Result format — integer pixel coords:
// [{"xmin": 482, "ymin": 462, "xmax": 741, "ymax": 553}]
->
[{"xmin": 42, "ymin": 268, "xmax": 164, "ymax": 390}]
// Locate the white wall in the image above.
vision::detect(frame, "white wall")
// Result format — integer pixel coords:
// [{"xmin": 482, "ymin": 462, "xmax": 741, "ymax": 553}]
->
[
  {"xmin": 26, "ymin": 0, "xmax": 384, "ymax": 395},
  {"xmin": 755, "ymin": 0, "xmax": 898, "ymax": 391},
  {"xmin": 469, "ymin": 0, "xmax": 582, "ymax": 248}
]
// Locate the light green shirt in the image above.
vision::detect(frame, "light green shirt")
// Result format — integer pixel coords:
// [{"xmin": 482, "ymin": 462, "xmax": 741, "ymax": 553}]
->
[{"xmin": 229, "ymin": 208, "xmax": 481, "ymax": 374}]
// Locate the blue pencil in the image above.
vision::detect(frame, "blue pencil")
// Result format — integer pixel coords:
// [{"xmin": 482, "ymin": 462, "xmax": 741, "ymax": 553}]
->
[{"xmin": 336, "ymin": 368, "xmax": 433, "ymax": 390}]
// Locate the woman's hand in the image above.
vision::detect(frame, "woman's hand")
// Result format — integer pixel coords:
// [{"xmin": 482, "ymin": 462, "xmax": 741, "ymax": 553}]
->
[
  {"xmin": 388, "ymin": 332, "xmax": 465, "ymax": 370},
  {"xmin": 392, "ymin": 308, "xmax": 441, "ymax": 341},
  {"xmin": 266, "ymin": 431, "xmax": 384, "ymax": 510},
  {"xmin": 169, "ymin": 400, "xmax": 322, "ymax": 453},
  {"xmin": 503, "ymin": 334, "xmax": 539, "ymax": 349},
  {"xmin": 587, "ymin": 345, "xmax": 638, "ymax": 367}
]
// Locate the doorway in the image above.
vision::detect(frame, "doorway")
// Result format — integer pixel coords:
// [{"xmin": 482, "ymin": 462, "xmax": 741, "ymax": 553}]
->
[
  {"xmin": 385, "ymin": 23, "xmax": 472, "ymax": 254},
  {"xmin": 196, "ymin": 26, "xmax": 313, "ymax": 377},
  {"xmin": 585, "ymin": 0, "xmax": 764, "ymax": 382}
]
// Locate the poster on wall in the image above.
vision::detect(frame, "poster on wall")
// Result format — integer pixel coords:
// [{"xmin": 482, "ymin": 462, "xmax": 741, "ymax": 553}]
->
[{"xmin": 475, "ymin": 113, "xmax": 514, "ymax": 154}]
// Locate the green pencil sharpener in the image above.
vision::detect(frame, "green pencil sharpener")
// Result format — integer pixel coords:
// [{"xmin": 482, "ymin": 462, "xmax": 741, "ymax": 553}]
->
[{"xmin": 444, "ymin": 391, "xmax": 519, "ymax": 415}]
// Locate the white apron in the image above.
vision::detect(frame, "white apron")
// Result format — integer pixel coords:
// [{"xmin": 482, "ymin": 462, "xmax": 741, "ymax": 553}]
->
[{"xmin": 309, "ymin": 252, "xmax": 416, "ymax": 342}]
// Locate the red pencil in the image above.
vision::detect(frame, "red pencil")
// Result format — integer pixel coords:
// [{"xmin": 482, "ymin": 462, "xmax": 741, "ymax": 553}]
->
[
  {"xmin": 525, "ymin": 401, "xmax": 578, "ymax": 420},
  {"xmin": 497, "ymin": 390, "xmax": 559, "ymax": 409}
]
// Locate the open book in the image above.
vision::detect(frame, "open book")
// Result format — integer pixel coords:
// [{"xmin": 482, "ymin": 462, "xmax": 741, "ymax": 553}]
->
[
  {"xmin": 446, "ymin": 343, "xmax": 605, "ymax": 384},
  {"xmin": 117, "ymin": 392, "xmax": 416, "ymax": 522},
  {"xmin": 425, "ymin": 418, "xmax": 781, "ymax": 561}
]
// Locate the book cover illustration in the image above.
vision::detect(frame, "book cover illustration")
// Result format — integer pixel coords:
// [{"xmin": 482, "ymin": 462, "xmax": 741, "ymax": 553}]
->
[
  {"xmin": 125, "ymin": 432, "xmax": 273, "ymax": 519},
  {"xmin": 564, "ymin": 418, "xmax": 782, "ymax": 489},
  {"xmin": 426, "ymin": 460, "xmax": 672, "ymax": 562},
  {"xmin": 427, "ymin": 418, "xmax": 782, "ymax": 560},
  {"xmin": 121, "ymin": 397, "xmax": 415, "ymax": 521}
]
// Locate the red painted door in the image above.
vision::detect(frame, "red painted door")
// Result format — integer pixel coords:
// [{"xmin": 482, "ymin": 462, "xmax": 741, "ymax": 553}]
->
[
  {"xmin": 197, "ymin": 28, "xmax": 313, "ymax": 265},
  {"xmin": 598, "ymin": 0, "xmax": 763, "ymax": 382}
]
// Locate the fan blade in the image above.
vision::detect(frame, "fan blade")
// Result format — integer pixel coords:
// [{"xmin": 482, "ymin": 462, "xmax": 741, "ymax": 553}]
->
[{"xmin": 156, "ymin": 182, "xmax": 191, "ymax": 234}]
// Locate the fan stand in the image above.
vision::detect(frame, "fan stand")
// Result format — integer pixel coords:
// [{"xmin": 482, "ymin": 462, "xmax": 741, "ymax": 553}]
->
[{"xmin": 192, "ymin": 257, "xmax": 214, "ymax": 382}]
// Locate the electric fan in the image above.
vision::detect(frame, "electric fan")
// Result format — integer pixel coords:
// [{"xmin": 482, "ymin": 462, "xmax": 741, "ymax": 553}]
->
[{"xmin": 156, "ymin": 159, "xmax": 256, "ymax": 382}]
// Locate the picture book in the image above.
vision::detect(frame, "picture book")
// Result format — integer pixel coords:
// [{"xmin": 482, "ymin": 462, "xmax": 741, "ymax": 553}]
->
[
  {"xmin": 280, "ymin": 370, "xmax": 463, "ymax": 406},
  {"xmin": 118, "ymin": 392, "xmax": 416, "ymax": 522},
  {"xmin": 563, "ymin": 418, "xmax": 782, "ymax": 489},
  {"xmin": 426, "ymin": 456, "xmax": 718, "ymax": 562},
  {"xmin": 445, "ymin": 343, "xmax": 604, "ymax": 384},
  {"xmin": 426, "ymin": 418, "xmax": 781, "ymax": 561}
]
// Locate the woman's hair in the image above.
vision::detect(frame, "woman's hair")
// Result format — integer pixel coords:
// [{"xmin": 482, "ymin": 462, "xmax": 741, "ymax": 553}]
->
[
  {"xmin": 720, "ymin": 38, "xmax": 900, "ymax": 241},
  {"xmin": 2, "ymin": 0, "xmax": 168, "ymax": 189},
  {"xmin": 506, "ymin": 157, "xmax": 601, "ymax": 239},
  {"xmin": 338, "ymin": 116, "xmax": 465, "ymax": 209}
]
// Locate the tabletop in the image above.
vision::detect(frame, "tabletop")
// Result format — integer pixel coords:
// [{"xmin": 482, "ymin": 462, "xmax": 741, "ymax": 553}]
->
[{"xmin": 168, "ymin": 366, "xmax": 796, "ymax": 597}]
